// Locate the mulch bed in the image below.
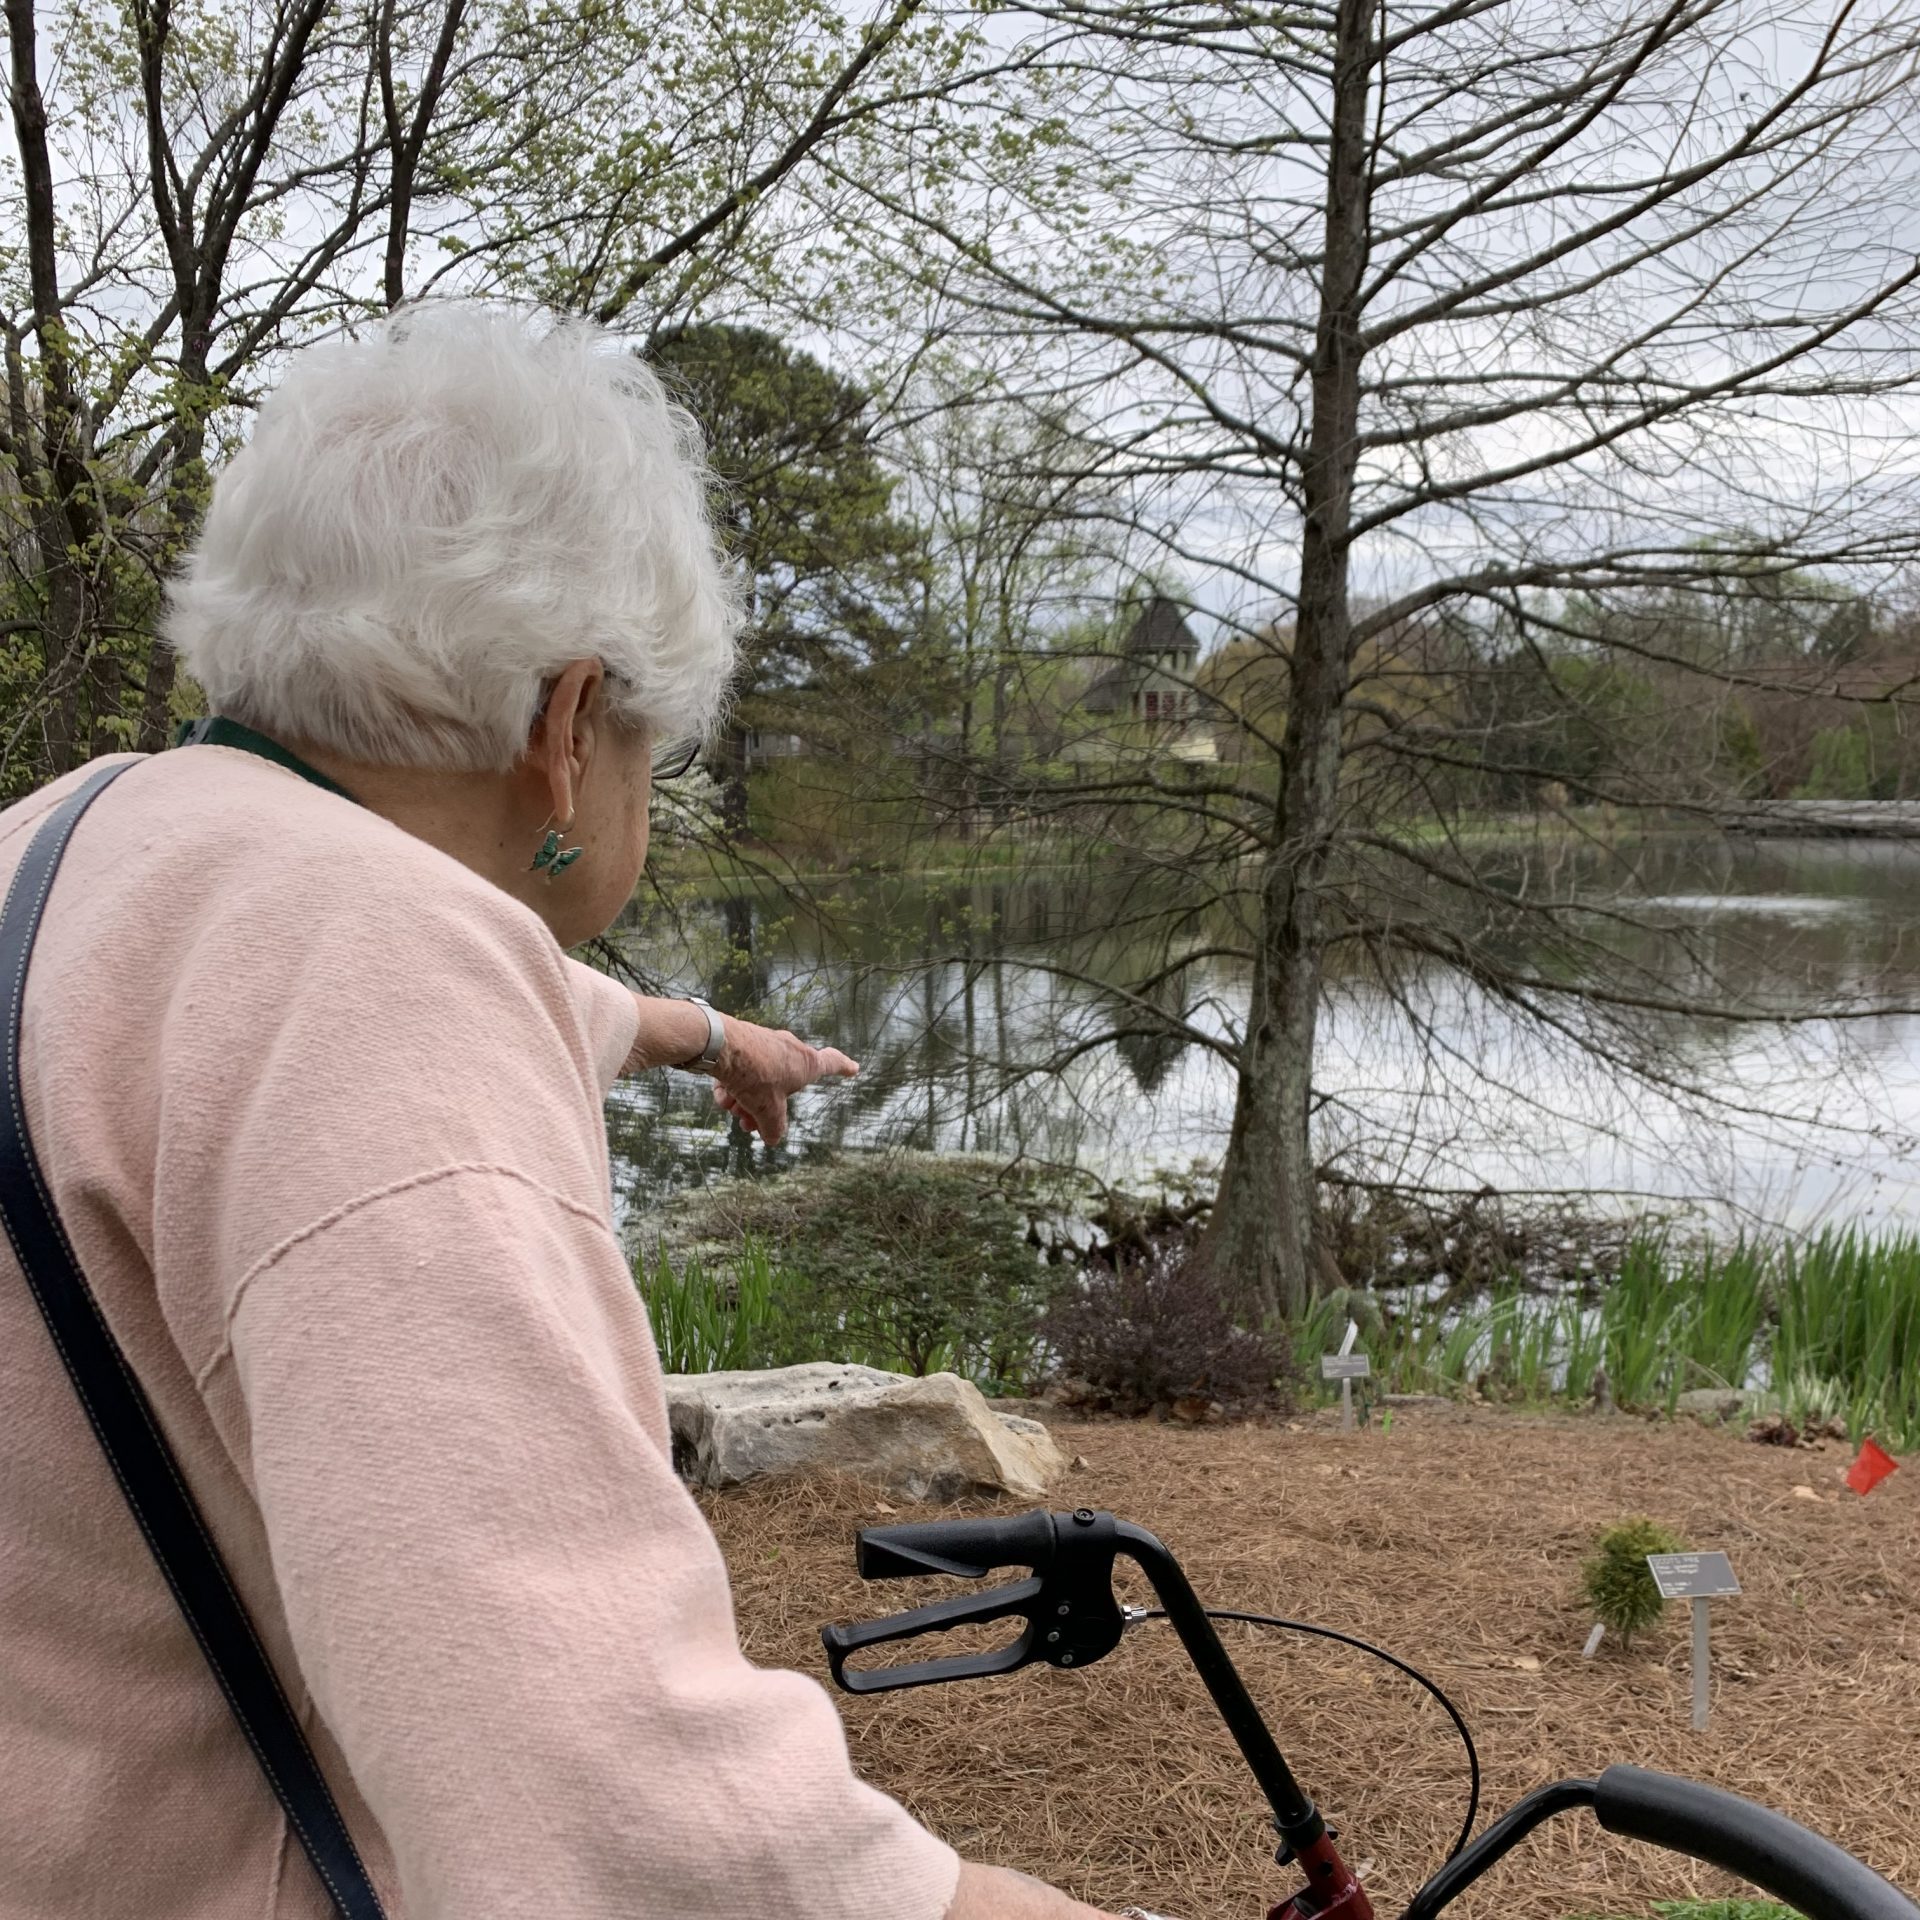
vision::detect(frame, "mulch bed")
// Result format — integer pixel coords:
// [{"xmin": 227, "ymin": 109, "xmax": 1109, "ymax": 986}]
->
[{"xmin": 703, "ymin": 1405, "xmax": 1919, "ymax": 1920}]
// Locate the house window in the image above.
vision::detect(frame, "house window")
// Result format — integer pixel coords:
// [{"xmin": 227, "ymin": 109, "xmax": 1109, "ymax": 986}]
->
[{"xmin": 1145, "ymin": 691, "xmax": 1160, "ymax": 719}]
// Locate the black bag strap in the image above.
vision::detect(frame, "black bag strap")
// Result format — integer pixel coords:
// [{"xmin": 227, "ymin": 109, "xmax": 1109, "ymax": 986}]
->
[{"xmin": 0, "ymin": 759, "xmax": 389, "ymax": 1920}]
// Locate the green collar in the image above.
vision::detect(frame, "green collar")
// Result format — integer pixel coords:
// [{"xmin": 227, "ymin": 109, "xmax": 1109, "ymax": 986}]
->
[{"xmin": 173, "ymin": 715, "xmax": 360, "ymax": 805}]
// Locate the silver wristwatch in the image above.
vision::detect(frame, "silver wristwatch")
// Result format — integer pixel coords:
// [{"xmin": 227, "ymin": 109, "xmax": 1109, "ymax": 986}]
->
[{"xmin": 675, "ymin": 995, "xmax": 727, "ymax": 1072}]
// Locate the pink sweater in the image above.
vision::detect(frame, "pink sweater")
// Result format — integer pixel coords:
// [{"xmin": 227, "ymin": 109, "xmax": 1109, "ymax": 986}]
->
[{"xmin": 0, "ymin": 747, "xmax": 960, "ymax": 1920}]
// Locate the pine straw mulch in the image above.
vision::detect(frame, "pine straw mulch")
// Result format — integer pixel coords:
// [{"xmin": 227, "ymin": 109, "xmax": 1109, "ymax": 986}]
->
[{"xmin": 701, "ymin": 1404, "xmax": 1919, "ymax": 1920}]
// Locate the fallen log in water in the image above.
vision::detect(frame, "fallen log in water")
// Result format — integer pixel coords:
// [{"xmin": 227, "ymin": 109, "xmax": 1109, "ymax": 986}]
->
[{"xmin": 1720, "ymin": 800, "xmax": 1920, "ymax": 839}]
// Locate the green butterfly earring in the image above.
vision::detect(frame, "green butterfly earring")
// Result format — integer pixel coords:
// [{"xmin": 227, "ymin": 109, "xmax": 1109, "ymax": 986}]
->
[{"xmin": 530, "ymin": 815, "xmax": 585, "ymax": 881}]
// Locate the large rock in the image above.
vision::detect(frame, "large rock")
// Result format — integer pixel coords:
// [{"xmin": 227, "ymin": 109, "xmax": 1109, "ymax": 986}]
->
[
  {"xmin": 1675, "ymin": 1388, "xmax": 1754, "ymax": 1423},
  {"xmin": 662, "ymin": 1362, "xmax": 1070, "ymax": 1501}
]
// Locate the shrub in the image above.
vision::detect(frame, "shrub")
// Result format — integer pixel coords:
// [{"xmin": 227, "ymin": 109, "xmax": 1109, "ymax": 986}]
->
[
  {"xmin": 752, "ymin": 1159, "xmax": 1057, "ymax": 1392},
  {"xmin": 652, "ymin": 1153, "xmax": 1062, "ymax": 1394},
  {"xmin": 1579, "ymin": 1516, "xmax": 1686, "ymax": 1648},
  {"xmin": 1044, "ymin": 1241, "xmax": 1296, "ymax": 1416}
]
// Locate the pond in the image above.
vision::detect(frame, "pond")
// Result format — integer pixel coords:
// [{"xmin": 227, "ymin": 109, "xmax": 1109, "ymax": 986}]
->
[{"xmin": 605, "ymin": 832, "xmax": 1920, "ymax": 1236}]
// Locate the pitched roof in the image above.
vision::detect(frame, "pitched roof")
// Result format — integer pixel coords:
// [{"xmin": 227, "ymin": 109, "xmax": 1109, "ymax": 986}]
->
[
  {"xmin": 1081, "ymin": 597, "xmax": 1202, "ymax": 711},
  {"xmin": 1123, "ymin": 596, "xmax": 1200, "ymax": 661}
]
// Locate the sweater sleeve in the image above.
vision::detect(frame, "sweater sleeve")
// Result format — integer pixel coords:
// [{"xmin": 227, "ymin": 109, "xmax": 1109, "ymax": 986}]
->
[
  {"xmin": 560, "ymin": 952, "xmax": 643, "ymax": 1093},
  {"xmin": 226, "ymin": 1162, "xmax": 960, "ymax": 1920}
]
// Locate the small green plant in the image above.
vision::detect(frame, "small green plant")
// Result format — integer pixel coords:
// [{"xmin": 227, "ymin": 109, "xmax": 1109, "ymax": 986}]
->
[
  {"xmin": 636, "ymin": 1239, "xmax": 791, "ymax": 1373},
  {"xmin": 1579, "ymin": 1516, "xmax": 1686, "ymax": 1648}
]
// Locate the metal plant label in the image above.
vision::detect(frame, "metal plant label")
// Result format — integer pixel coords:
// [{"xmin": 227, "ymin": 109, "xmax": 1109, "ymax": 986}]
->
[
  {"xmin": 1646, "ymin": 1552, "xmax": 1740, "ymax": 1730},
  {"xmin": 1646, "ymin": 1552, "xmax": 1741, "ymax": 1601}
]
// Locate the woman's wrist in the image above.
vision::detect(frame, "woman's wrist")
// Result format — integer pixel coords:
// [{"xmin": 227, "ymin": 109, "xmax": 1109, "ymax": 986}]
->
[{"xmin": 625, "ymin": 991, "xmax": 728, "ymax": 1074}]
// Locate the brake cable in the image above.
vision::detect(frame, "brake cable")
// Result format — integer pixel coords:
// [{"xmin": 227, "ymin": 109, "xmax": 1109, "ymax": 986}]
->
[{"xmin": 1128, "ymin": 1606, "xmax": 1482, "ymax": 1871}]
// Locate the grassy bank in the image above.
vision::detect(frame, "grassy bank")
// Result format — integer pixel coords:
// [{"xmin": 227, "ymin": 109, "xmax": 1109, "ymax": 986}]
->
[
  {"xmin": 644, "ymin": 808, "xmax": 1648, "ymax": 885},
  {"xmin": 635, "ymin": 1161, "xmax": 1920, "ymax": 1450},
  {"xmin": 643, "ymin": 770, "xmax": 1676, "ymax": 886},
  {"xmin": 1297, "ymin": 1227, "xmax": 1920, "ymax": 1449}
]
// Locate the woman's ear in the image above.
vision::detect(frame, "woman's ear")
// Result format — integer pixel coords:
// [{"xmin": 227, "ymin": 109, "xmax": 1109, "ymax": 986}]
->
[{"xmin": 530, "ymin": 659, "xmax": 606, "ymax": 823}]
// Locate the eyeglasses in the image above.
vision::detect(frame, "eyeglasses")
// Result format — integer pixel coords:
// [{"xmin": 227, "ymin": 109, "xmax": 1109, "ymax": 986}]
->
[{"xmin": 651, "ymin": 736, "xmax": 704, "ymax": 782}]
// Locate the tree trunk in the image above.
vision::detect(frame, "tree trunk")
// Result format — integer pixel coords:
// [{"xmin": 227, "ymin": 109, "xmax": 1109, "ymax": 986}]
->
[
  {"xmin": 137, "ymin": 363, "xmax": 212, "ymax": 753},
  {"xmin": 85, "ymin": 647, "xmax": 120, "ymax": 759},
  {"xmin": 715, "ymin": 892, "xmax": 765, "ymax": 1013},
  {"xmin": 8, "ymin": 0, "xmax": 101, "ymax": 778},
  {"xmin": 37, "ymin": 556, "xmax": 89, "ymax": 776},
  {"xmin": 717, "ymin": 721, "xmax": 751, "ymax": 838},
  {"xmin": 956, "ymin": 690, "xmax": 976, "ymax": 838},
  {"xmin": 379, "ymin": 0, "xmax": 470, "ymax": 310},
  {"xmin": 991, "ymin": 617, "xmax": 1014, "ymax": 819},
  {"xmin": 1196, "ymin": 0, "xmax": 1373, "ymax": 1320},
  {"xmin": 137, "ymin": 642, "xmax": 180, "ymax": 752}
]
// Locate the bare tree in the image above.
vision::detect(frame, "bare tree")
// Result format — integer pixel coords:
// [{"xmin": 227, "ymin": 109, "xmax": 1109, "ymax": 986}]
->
[
  {"xmin": 840, "ymin": 0, "xmax": 1920, "ymax": 1312},
  {"xmin": 890, "ymin": 373, "xmax": 1120, "ymax": 831},
  {"xmin": 0, "ymin": 0, "xmax": 993, "ymax": 788}
]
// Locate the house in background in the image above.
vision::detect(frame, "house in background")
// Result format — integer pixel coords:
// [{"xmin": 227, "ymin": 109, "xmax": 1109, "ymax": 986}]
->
[
  {"xmin": 743, "ymin": 727, "xmax": 808, "ymax": 764},
  {"xmin": 1078, "ymin": 595, "xmax": 1217, "ymax": 760}
]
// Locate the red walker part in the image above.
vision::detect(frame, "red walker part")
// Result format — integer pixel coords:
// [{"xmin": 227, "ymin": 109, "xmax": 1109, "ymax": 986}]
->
[{"xmin": 1268, "ymin": 1829, "xmax": 1375, "ymax": 1920}]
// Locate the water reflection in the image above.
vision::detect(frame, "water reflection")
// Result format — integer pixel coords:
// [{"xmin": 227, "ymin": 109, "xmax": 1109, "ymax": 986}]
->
[{"xmin": 607, "ymin": 836, "xmax": 1920, "ymax": 1234}]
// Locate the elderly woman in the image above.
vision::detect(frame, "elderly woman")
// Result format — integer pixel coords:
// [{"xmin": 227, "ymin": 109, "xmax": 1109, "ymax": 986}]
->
[{"xmin": 0, "ymin": 309, "xmax": 1118, "ymax": 1920}]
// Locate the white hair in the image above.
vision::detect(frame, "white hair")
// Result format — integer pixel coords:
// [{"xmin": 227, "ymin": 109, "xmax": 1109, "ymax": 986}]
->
[{"xmin": 166, "ymin": 304, "xmax": 741, "ymax": 771}]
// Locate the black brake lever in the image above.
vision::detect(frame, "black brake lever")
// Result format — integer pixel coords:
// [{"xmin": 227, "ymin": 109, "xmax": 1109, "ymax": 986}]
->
[
  {"xmin": 820, "ymin": 1508, "xmax": 1126, "ymax": 1694},
  {"xmin": 822, "ymin": 1575, "xmax": 1047, "ymax": 1692}
]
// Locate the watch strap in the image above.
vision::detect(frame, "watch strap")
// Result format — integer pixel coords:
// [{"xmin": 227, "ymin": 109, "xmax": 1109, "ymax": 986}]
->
[{"xmin": 677, "ymin": 996, "xmax": 726, "ymax": 1071}]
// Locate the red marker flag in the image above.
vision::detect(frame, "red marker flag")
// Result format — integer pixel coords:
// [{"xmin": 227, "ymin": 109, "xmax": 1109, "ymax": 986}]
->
[{"xmin": 1845, "ymin": 1437, "xmax": 1899, "ymax": 1497}]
